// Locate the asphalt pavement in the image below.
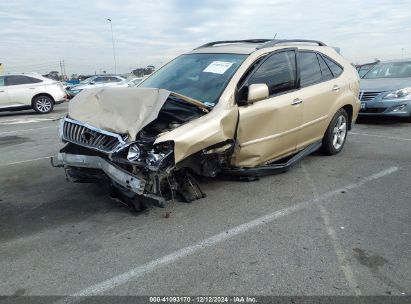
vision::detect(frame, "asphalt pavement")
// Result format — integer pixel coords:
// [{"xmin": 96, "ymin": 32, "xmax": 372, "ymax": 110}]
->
[{"xmin": 0, "ymin": 103, "xmax": 410, "ymax": 297}]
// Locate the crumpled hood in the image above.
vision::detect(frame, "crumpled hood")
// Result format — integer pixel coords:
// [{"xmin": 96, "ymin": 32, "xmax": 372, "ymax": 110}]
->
[{"xmin": 68, "ymin": 87, "xmax": 171, "ymax": 140}]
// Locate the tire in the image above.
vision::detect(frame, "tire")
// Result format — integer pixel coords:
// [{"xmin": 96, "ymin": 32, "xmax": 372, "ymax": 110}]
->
[
  {"xmin": 33, "ymin": 95, "xmax": 54, "ymax": 114},
  {"xmin": 321, "ymin": 108, "xmax": 349, "ymax": 155}
]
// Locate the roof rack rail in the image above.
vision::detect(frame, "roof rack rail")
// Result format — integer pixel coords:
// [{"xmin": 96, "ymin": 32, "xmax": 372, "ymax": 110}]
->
[
  {"xmin": 194, "ymin": 39, "xmax": 272, "ymax": 50},
  {"xmin": 257, "ymin": 39, "xmax": 327, "ymax": 49}
]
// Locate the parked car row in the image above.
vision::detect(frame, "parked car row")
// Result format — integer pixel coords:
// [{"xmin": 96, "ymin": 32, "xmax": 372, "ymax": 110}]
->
[{"xmin": 66, "ymin": 75, "xmax": 143, "ymax": 98}]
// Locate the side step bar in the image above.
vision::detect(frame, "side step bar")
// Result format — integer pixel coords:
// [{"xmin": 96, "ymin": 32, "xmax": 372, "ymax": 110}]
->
[{"xmin": 224, "ymin": 141, "xmax": 322, "ymax": 177}]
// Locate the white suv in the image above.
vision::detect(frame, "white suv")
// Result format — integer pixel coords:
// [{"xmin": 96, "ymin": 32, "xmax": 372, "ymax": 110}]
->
[{"xmin": 0, "ymin": 73, "xmax": 67, "ymax": 114}]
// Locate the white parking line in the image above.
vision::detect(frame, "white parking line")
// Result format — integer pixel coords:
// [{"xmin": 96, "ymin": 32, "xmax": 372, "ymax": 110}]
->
[
  {"xmin": 0, "ymin": 126, "xmax": 56, "ymax": 136},
  {"xmin": 302, "ymin": 165, "xmax": 361, "ymax": 296},
  {"xmin": 351, "ymin": 132, "xmax": 411, "ymax": 142},
  {"xmin": 0, "ymin": 156, "xmax": 54, "ymax": 167},
  {"xmin": 59, "ymin": 166, "xmax": 398, "ymax": 299}
]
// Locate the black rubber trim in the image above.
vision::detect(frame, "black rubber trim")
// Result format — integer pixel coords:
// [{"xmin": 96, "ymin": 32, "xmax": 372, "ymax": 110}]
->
[{"xmin": 224, "ymin": 141, "xmax": 322, "ymax": 177}]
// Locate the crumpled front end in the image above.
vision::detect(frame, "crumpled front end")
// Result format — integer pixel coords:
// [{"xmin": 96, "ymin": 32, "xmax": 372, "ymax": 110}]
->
[
  {"xmin": 53, "ymin": 87, "xmax": 216, "ymax": 210},
  {"xmin": 54, "ymin": 116, "xmax": 198, "ymax": 210}
]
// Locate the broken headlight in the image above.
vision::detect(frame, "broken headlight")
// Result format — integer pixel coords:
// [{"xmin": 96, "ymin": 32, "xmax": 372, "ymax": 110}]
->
[
  {"xmin": 127, "ymin": 144, "xmax": 141, "ymax": 161},
  {"xmin": 145, "ymin": 141, "xmax": 174, "ymax": 169},
  {"xmin": 111, "ymin": 141, "xmax": 174, "ymax": 170}
]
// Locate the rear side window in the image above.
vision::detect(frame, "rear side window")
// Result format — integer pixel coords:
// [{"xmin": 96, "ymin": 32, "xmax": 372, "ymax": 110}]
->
[
  {"xmin": 317, "ymin": 54, "xmax": 333, "ymax": 81},
  {"xmin": 0, "ymin": 76, "xmax": 4, "ymax": 86},
  {"xmin": 6, "ymin": 75, "xmax": 43, "ymax": 86},
  {"xmin": 248, "ymin": 51, "xmax": 297, "ymax": 96},
  {"xmin": 323, "ymin": 56, "xmax": 343, "ymax": 77},
  {"xmin": 299, "ymin": 52, "xmax": 322, "ymax": 87}
]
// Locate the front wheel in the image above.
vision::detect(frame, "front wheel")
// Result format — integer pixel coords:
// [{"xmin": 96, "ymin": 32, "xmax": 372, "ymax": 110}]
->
[
  {"xmin": 33, "ymin": 95, "xmax": 54, "ymax": 114},
  {"xmin": 321, "ymin": 108, "xmax": 348, "ymax": 155}
]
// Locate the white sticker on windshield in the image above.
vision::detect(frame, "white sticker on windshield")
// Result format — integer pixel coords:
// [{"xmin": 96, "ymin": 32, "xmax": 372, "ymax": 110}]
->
[{"xmin": 203, "ymin": 61, "xmax": 234, "ymax": 74}]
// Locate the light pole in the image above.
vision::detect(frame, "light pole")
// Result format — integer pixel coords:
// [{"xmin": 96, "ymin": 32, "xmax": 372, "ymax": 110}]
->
[{"xmin": 107, "ymin": 18, "xmax": 117, "ymax": 74}]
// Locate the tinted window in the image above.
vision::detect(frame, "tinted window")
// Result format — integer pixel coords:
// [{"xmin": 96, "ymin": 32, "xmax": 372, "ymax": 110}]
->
[
  {"xmin": 248, "ymin": 51, "xmax": 297, "ymax": 95},
  {"xmin": 109, "ymin": 77, "xmax": 122, "ymax": 82},
  {"xmin": 0, "ymin": 76, "xmax": 4, "ymax": 86},
  {"xmin": 92, "ymin": 77, "xmax": 105, "ymax": 83},
  {"xmin": 323, "ymin": 57, "xmax": 343, "ymax": 77},
  {"xmin": 317, "ymin": 54, "xmax": 333, "ymax": 81},
  {"xmin": 300, "ymin": 52, "xmax": 322, "ymax": 87},
  {"xmin": 6, "ymin": 75, "xmax": 42, "ymax": 86}
]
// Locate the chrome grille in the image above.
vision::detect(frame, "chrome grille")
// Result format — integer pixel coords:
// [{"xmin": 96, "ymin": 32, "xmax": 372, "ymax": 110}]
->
[
  {"xmin": 359, "ymin": 91, "xmax": 382, "ymax": 102},
  {"xmin": 62, "ymin": 118, "xmax": 126, "ymax": 153}
]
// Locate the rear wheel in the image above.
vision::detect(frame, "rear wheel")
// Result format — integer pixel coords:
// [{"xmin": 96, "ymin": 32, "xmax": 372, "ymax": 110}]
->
[
  {"xmin": 321, "ymin": 108, "xmax": 348, "ymax": 155},
  {"xmin": 33, "ymin": 95, "xmax": 54, "ymax": 114}
]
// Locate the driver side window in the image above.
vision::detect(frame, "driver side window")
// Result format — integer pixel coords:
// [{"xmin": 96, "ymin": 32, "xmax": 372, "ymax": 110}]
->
[{"xmin": 248, "ymin": 51, "xmax": 297, "ymax": 96}]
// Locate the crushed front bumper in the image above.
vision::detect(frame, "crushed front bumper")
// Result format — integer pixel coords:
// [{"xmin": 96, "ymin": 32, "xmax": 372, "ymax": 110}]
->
[{"xmin": 53, "ymin": 153, "xmax": 146, "ymax": 194}]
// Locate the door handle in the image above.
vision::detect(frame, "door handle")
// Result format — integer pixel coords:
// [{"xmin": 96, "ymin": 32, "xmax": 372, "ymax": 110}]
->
[
  {"xmin": 291, "ymin": 98, "xmax": 303, "ymax": 105},
  {"xmin": 29, "ymin": 87, "xmax": 35, "ymax": 90},
  {"xmin": 332, "ymin": 85, "xmax": 340, "ymax": 91},
  {"xmin": 0, "ymin": 90, "xmax": 4, "ymax": 93}
]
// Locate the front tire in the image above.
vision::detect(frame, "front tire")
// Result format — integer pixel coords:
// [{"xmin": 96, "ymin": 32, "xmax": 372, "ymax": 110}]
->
[
  {"xmin": 321, "ymin": 108, "xmax": 348, "ymax": 155},
  {"xmin": 33, "ymin": 95, "xmax": 54, "ymax": 114}
]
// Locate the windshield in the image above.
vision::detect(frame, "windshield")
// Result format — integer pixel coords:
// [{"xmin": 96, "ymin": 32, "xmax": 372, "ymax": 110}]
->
[
  {"xmin": 363, "ymin": 61, "xmax": 411, "ymax": 79},
  {"xmin": 139, "ymin": 53, "xmax": 247, "ymax": 106}
]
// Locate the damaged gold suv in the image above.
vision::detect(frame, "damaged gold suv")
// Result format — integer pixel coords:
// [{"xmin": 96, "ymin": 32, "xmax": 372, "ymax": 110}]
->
[{"xmin": 54, "ymin": 39, "xmax": 360, "ymax": 211}]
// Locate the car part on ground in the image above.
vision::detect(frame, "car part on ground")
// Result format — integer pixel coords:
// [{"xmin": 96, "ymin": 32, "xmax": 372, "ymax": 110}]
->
[
  {"xmin": 0, "ymin": 72, "xmax": 67, "ymax": 114},
  {"xmin": 53, "ymin": 39, "xmax": 360, "ymax": 212}
]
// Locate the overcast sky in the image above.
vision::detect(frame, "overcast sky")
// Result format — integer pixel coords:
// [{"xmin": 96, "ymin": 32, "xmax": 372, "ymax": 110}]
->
[{"xmin": 1, "ymin": 0, "xmax": 410, "ymax": 75}]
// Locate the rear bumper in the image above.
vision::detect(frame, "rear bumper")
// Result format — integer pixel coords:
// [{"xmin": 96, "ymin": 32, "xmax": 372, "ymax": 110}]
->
[{"xmin": 53, "ymin": 153, "xmax": 146, "ymax": 194}]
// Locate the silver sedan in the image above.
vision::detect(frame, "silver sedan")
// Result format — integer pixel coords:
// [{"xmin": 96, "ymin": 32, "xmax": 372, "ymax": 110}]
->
[{"xmin": 359, "ymin": 59, "xmax": 411, "ymax": 121}]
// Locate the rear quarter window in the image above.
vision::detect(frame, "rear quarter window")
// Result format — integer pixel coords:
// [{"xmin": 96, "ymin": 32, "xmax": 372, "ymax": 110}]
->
[
  {"xmin": 323, "ymin": 56, "xmax": 343, "ymax": 77},
  {"xmin": 317, "ymin": 54, "xmax": 334, "ymax": 81}
]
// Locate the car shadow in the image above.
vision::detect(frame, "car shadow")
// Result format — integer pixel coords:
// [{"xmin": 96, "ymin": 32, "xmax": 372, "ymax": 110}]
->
[
  {"xmin": 356, "ymin": 116, "xmax": 410, "ymax": 125},
  {"xmin": 0, "ymin": 171, "xmax": 138, "ymax": 243},
  {"xmin": 0, "ymin": 109, "xmax": 36, "ymax": 117}
]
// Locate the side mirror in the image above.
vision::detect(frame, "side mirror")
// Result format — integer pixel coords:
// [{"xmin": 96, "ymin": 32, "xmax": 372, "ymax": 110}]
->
[
  {"xmin": 248, "ymin": 83, "xmax": 269, "ymax": 103},
  {"xmin": 89, "ymin": 81, "xmax": 95, "ymax": 85}
]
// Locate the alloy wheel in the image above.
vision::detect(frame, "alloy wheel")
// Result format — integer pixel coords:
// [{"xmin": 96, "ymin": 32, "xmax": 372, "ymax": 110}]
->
[
  {"xmin": 36, "ymin": 97, "xmax": 52, "ymax": 113},
  {"xmin": 332, "ymin": 115, "xmax": 347, "ymax": 150}
]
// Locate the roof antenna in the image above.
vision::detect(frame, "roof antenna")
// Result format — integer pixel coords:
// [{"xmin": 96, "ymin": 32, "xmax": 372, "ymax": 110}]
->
[{"xmin": 273, "ymin": 33, "xmax": 277, "ymax": 39}]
